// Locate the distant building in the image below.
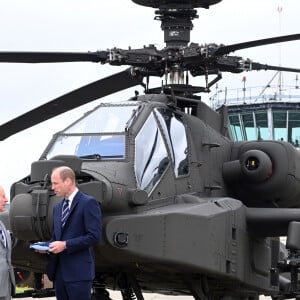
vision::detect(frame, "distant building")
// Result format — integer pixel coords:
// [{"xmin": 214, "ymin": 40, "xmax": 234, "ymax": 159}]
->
[{"xmin": 211, "ymin": 74, "xmax": 300, "ymax": 147}]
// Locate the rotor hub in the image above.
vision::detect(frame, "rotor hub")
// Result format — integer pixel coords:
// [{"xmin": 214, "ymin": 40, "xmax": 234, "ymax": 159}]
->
[
  {"xmin": 131, "ymin": 0, "xmax": 223, "ymax": 9},
  {"xmin": 132, "ymin": 0, "xmax": 222, "ymax": 48}
]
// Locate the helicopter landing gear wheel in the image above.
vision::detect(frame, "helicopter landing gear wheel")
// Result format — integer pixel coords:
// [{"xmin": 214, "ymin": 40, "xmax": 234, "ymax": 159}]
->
[
  {"xmin": 183, "ymin": 276, "xmax": 210, "ymax": 300},
  {"xmin": 117, "ymin": 273, "xmax": 144, "ymax": 300},
  {"xmin": 91, "ymin": 288, "xmax": 112, "ymax": 300},
  {"xmin": 92, "ymin": 277, "xmax": 113, "ymax": 300}
]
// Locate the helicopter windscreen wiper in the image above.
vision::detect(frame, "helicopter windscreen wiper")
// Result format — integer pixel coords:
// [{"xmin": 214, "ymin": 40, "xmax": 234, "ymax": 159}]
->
[
  {"xmin": 79, "ymin": 154, "xmax": 123, "ymax": 160},
  {"xmin": 79, "ymin": 154, "xmax": 102, "ymax": 160}
]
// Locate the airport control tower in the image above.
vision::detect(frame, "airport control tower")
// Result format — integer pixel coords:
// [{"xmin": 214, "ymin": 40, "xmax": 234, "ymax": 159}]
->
[
  {"xmin": 210, "ymin": 5, "xmax": 300, "ymax": 148},
  {"xmin": 211, "ymin": 72, "xmax": 300, "ymax": 148}
]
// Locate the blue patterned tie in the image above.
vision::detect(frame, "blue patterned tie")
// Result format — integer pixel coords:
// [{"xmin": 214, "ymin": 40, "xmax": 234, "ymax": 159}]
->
[
  {"xmin": 61, "ymin": 199, "xmax": 70, "ymax": 227},
  {"xmin": 0, "ymin": 228, "xmax": 6, "ymax": 247}
]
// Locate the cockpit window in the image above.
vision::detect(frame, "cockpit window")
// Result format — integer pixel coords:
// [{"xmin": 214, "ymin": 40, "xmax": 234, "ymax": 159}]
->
[
  {"xmin": 155, "ymin": 108, "xmax": 189, "ymax": 177},
  {"xmin": 65, "ymin": 105, "xmax": 135, "ymax": 134},
  {"xmin": 135, "ymin": 112, "xmax": 169, "ymax": 193},
  {"xmin": 45, "ymin": 104, "xmax": 138, "ymax": 160},
  {"xmin": 75, "ymin": 134, "xmax": 125, "ymax": 158}
]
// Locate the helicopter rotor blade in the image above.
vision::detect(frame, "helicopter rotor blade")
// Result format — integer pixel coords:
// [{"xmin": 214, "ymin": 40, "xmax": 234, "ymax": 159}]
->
[
  {"xmin": 0, "ymin": 68, "xmax": 144, "ymax": 141},
  {"xmin": 250, "ymin": 63, "xmax": 300, "ymax": 73},
  {"xmin": 215, "ymin": 33, "xmax": 300, "ymax": 56},
  {"xmin": 0, "ymin": 51, "xmax": 109, "ymax": 63}
]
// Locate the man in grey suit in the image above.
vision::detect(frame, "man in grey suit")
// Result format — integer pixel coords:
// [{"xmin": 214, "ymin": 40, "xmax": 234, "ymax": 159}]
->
[{"xmin": 0, "ymin": 186, "xmax": 16, "ymax": 300}]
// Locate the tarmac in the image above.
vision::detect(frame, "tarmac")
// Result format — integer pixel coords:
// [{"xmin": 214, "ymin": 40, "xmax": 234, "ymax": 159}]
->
[
  {"xmin": 14, "ymin": 274, "xmax": 193, "ymax": 300},
  {"xmin": 14, "ymin": 291, "xmax": 273, "ymax": 300},
  {"xmin": 19, "ymin": 290, "xmax": 193, "ymax": 299},
  {"xmin": 14, "ymin": 277, "xmax": 268, "ymax": 300},
  {"xmin": 18, "ymin": 295, "xmax": 270, "ymax": 300}
]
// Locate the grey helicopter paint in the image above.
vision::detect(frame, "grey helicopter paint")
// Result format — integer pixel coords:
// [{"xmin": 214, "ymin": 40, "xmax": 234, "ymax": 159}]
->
[{"xmin": 0, "ymin": 0, "xmax": 300, "ymax": 299}]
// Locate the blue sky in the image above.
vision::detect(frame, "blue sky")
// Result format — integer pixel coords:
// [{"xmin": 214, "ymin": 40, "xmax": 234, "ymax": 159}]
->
[{"xmin": 0, "ymin": 0, "xmax": 299, "ymax": 197}]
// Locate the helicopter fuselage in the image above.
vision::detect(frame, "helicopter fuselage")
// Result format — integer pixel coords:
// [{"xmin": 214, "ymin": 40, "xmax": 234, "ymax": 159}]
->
[{"xmin": 4, "ymin": 94, "xmax": 297, "ymax": 298}]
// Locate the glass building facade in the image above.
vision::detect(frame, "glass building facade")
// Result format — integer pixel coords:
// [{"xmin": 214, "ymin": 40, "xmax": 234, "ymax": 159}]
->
[
  {"xmin": 227, "ymin": 104, "xmax": 300, "ymax": 147},
  {"xmin": 212, "ymin": 83, "xmax": 300, "ymax": 148}
]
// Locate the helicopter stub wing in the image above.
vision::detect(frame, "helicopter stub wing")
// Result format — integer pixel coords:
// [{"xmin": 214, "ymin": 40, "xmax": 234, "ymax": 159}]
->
[
  {"xmin": 0, "ymin": 68, "xmax": 144, "ymax": 141},
  {"xmin": 246, "ymin": 207, "xmax": 300, "ymax": 237}
]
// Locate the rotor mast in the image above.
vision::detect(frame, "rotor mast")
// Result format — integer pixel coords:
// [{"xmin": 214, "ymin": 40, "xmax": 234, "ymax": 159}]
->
[
  {"xmin": 132, "ymin": 0, "xmax": 222, "ymax": 48},
  {"xmin": 156, "ymin": 6, "xmax": 198, "ymax": 85},
  {"xmin": 131, "ymin": 0, "xmax": 223, "ymax": 85},
  {"xmin": 155, "ymin": 7, "xmax": 198, "ymax": 48}
]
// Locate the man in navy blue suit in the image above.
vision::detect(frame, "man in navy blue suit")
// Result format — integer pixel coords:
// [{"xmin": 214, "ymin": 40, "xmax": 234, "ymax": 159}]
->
[{"xmin": 47, "ymin": 166, "xmax": 101, "ymax": 300}]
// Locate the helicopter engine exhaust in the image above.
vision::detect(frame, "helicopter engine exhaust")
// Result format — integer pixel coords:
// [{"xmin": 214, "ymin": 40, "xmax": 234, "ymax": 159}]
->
[{"xmin": 223, "ymin": 141, "xmax": 300, "ymax": 208}]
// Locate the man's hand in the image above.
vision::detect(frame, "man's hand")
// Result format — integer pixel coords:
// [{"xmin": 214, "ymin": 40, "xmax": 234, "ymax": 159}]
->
[
  {"xmin": 49, "ymin": 241, "xmax": 67, "ymax": 254},
  {"xmin": 35, "ymin": 249, "xmax": 48, "ymax": 254}
]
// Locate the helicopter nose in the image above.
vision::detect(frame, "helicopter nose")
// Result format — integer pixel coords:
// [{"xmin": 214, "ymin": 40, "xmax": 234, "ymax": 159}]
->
[
  {"xmin": 9, "ymin": 178, "xmax": 112, "ymax": 241},
  {"xmin": 9, "ymin": 190, "xmax": 58, "ymax": 241}
]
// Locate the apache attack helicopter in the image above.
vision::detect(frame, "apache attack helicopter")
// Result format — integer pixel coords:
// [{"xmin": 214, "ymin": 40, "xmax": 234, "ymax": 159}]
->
[{"xmin": 1, "ymin": 0, "xmax": 300, "ymax": 299}]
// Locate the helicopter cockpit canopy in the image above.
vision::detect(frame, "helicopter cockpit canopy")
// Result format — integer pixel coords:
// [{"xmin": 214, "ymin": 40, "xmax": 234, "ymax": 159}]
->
[
  {"xmin": 135, "ymin": 107, "xmax": 189, "ymax": 193},
  {"xmin": 44, "ymin": 103, "xmax": 139, "ymax": 160},
  {"xmin": 42, "ymin": 101, "xmax": 189, "ymax": 195}
]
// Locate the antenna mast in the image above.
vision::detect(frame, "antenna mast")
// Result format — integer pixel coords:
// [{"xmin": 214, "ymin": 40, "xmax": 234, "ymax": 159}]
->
[{"xmin": 277, "ymin": 4, "xmax": 283, "ymax": 100}]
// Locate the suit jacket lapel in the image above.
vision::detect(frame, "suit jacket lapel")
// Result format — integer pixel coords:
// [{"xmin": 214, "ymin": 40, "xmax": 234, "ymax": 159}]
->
[
  {"xmin": 54, "ymin": 200, "xmax": 64, "ymax": 240},
  {"xmin": 0, "ymin": 221, "xmax": 13, "ymax": 269},
  {"xmin": 69, "ymin": 192, "xmax": 80, "ymax": 216}
]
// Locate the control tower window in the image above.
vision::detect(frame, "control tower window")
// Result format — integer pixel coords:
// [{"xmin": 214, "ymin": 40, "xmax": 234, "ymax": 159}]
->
[
  {"xmin": 287, "ymin": 111, "xmax": 300, "ymax": 147},
  {"xmin": 228, "ymin": 111, "xmax": 269, "ymax": 141},
  {"xmin": 241, "ymin": 113, "xmax": 255, "ymax": 140},
  {"xmin": 155, "ymin": 108, "xmax": 189, "ymax": 176},
  {"xmin": 228, "ymin": 115, "xmax": 243, "ymax": 141},
  {"xmin": 228, "ymin": 108, "xmax": 300, "ymax": 148},
  {"xmin": 135, "ymin": 112, "xmax": 169, "ymax": 193},
  {"xmin": 273, "ymin": 111, "xmax": 287, "ymax": 141},
  {"xmin": 272, "ymin": 110, "xmax": 300, "ymax": 146},
  {"xmin": 255, "ymin": 111, "xmax": 268, "ymax": 140}
]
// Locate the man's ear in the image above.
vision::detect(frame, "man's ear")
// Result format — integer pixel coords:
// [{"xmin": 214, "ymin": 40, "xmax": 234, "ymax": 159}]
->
[{"xmin": 64, "ymin": 177, "xmax": 72, "ymax": 185}]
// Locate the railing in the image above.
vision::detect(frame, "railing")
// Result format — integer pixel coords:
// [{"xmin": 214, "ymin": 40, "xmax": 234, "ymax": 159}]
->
[{"xmin": 210, "ymin": 85, "xmax": 300, "ymax": 110}]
